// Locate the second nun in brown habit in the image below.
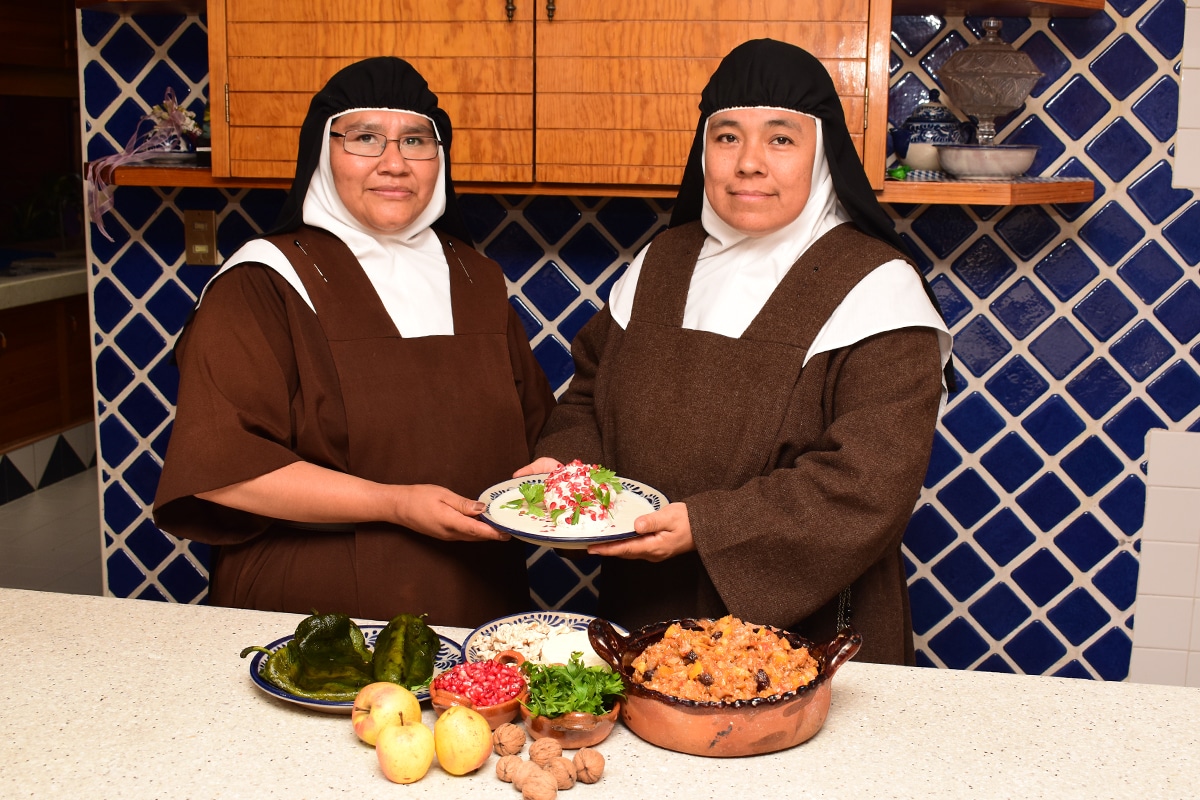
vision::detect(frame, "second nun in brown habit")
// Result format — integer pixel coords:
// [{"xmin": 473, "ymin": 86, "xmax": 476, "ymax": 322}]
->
[{"xmin": 154, "ymin": 57, "xmax": 556, "ymax": 627}]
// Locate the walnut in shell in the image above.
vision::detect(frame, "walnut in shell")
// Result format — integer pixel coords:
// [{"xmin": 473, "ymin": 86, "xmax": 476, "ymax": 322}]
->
[
  {"xmin": 528, "ymin": 737, "xmax": 563, "ymax": 766},
  {"xmin": 521, "ymin": 768, "xmax": 558, "ymax": 800},
  {"xmin": 511, "ymin": 759, "xmax": 543, "ymax": 791},
  {"xmin": 495, "ymin": 754, "xmax": 523, "ymax": 783},
  {"xmin": 545, "ymin": 756, "xmax": 577, "ymax": 790},
  {"xmin": 492, "ymin": 722, "xmax": 527, "ymax": 756},
  {"xmin": 573, "ymin": 748, "xmax": 604, "ymax": 783}
]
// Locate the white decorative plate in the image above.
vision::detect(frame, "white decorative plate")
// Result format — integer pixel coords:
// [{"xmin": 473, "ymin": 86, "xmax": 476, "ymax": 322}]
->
[
  {"xmin": 478, "ymin": 474, "xmax": 667, "ymax": 549},
  {"xmin": 461, "ymin": 611, "xmax": 627, "ymax": 664},
  {"xmin": 245, "ymin": 624, "xmax": 459, "ymax": 713}
]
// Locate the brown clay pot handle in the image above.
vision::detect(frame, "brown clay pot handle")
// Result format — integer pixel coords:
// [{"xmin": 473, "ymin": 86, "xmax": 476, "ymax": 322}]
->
[
  {"xmin": 822, "ymin": 626, "xmax": 863, "ymax": 678},
  {"xmin": 429, "ymin": 688, "xmax": 476, "ymax": 710},
  {"xmin": 587, "ymin": 618, "xmax": 628, "ymax": 672},
  {"xmin": 494, "ymin": 649, "xmax": 526, "ymax": 667}
]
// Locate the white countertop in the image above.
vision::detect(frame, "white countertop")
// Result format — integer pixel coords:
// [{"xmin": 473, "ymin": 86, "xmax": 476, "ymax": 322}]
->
[
  {"xmin": 1, "ymin": 588, "xmax": 1196, "ymax": 799},
  {"xmin": 0, "ymin": 261, "xmax": 87, "ymax": 310}
]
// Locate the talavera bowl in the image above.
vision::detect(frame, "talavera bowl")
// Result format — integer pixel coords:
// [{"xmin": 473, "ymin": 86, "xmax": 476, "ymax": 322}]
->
[
  {"xmin": 936, "ymin": 143, "xmax": 1038, "ymax": 179},
  {"xmin": 588, "ymin": 617, "xmax": 861, "ymax": 758}
]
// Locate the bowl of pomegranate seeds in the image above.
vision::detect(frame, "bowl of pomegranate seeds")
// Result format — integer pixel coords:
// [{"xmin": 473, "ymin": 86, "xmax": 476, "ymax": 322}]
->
[{"xmin": 429, "ymin": 655, "xmax": 528, "ymax": 730}]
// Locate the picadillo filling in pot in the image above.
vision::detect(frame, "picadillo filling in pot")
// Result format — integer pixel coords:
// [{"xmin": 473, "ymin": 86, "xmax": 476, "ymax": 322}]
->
[{"xmin": 630, "ymin": 615, "xmax": 819, "ymax": 702}]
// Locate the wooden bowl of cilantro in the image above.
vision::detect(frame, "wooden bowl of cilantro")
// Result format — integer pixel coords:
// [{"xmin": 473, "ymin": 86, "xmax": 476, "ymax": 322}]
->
[{"xmin": 518, "ymin": 652, "xmax": 624, "ymax": 748}]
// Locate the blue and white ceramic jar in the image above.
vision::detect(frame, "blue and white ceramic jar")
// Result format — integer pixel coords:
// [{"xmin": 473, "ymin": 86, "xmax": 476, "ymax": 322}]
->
[{"xmin": 891, "ymin": 90, "xmax": 970, "ymax": 172}]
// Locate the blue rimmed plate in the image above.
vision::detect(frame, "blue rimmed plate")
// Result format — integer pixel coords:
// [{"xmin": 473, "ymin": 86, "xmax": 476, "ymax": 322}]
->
[
  {"xmin": 461, "ymin": 611, "xmax": 627, "ymax": 665},
  {"xmin": 246, "ymin": 624, "xmax": 460, "ymax": 713},
  {"xmin": 478, "ymin": 474, "xmax": 667, "ymax": 549}
]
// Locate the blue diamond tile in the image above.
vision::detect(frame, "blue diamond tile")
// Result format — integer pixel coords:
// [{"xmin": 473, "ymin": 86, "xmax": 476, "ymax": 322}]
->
[
  {"xmin": 1013, "ymin": 548, "xmax": 1073, "ymax": 605},
  {"xmin": 135, "ymin": 13, "xmax": 186, "ymax": 46},
  {"xmin": 1154, "ymin": 280, "xmax": 1200, "ymax": 342},
  {"xmin": 165, "ymin": 20, "xmax": 208, "ymax": 84},
  {"xmin": 1147, "ymin": 360, "xmax": 1200, "ymax": 421},
  {"xmin": 1061, "ymin": 436, "xmax": 1124, "ymax": 496},
  {"xmin": 485, "ymin": 222, "xmax": 544, "ymax": 281},
  {"xmin": 1099, "ymin": 475, "xmax": 1145, "ymax": 536},
  {"xmin": 532, "ymin": 336, "xmax": 574, "ymax": 392},
  {"xmin": 159, "ymin": 553, "xmax": 208, "ymax": 603},
  {"xmin": 1005, "ymin": 116, "xmax": 1067, "ymax": 174},
  {"xmin": 1085, "ymin": 628, "xmax": 1133, "ymax": 680},
  {"xmin": 98, "ymin": 416, "xmax": 138, "ymax": 470},
  {"xmin": 1043, "ymin": 75, "xmax": 1111, "ymax": 140},
  {"xmin": 1017, "ymin": 473, "xmax": 1081, "ymax": 532},
  {"xmin": 524, "ymin": 195, "xmax": 581, "ymax": 244},
  {"xmin": 596, "ymin": 263, "xmax": 627, "ymax": 304},
  {"xmin": 974, "ymin": 509, "xmax": 1036, "ymax": 566},
  {"xmin": 1094, "ymin": 550, "xmax": 1140, "ymax": 610},
  {"xmin": 985, "ymin": 356, "xmax": 1050, "ymax": 414},
  {"xmin": 147, "ymin": 357, "xmax": 179, "ymax": 408},
  {"xmin": 920, "ymin": 31, "xmax": 969, "ymax": 86},
  {"xmin": 112, "ymin": 186, "xmax": 166, "ymax": 233},
  {"xmin": 559, "ymin": 225, "xmax": 618, "ymax": 284},
  {"xmin": 990, "ymin": 277, "xmax": 1053, "ymax": 339},
  {"xmin": 123, "ymin": 451, "xmax": 163, "ymax": 505},
  {"xmin": 135, "ymin": 62, "xmax": 191, "ymax": 113},
  {"xmin": 100, "ymin": 24, "xmax": 154, "ymax": 83},
  {"xmin": 1051, "ymin": 158, "xmax": 1105, "ymax": 221},
  {"xmin": 1055, "ymin": 513, "xmax": 1119, "ymax": 571},
  {"xmin": 1089, "ymin": 34, "xmax": 1157, "ymax": 101},
  {"xmin": 969, "ymin": 584, "xmax": 1031, "ymax": 639},
  {"xmin": 922, "ymin": 432, "xmax": 963, "ymax": 488},
  {"xmin": 151, "ymin": 421, "xmax": 173, "ymax": 461},
  {"xmin": 83, "ymin": 61, "xmax": 122, "ymax": 122},
  {"xmin": 80, "ymin": 9, "xmax": 119, "ymax": 47},
  {"xmin": 1078, "ymin": 201, "xmax": 1146, "ymax": 266},
  {"xmin": 126, "ymin": 519, "xmax": 176, "ymax": 570},
  {"xmin": 106, "ymin": 548, "xmax": 146, "ymax": 598},
  {"xmin": 175, "ymin": 263, "xmax": 218, "ymax": 300},
  {"xmin": 111, "ymin": 243, "xmax": 164, "ymax": 299},
  {"xmin": 103, "ymin": 480, "xmax": 142, "ymax": 536},
  {"xmin": 1073, "ymin": 280, "xmax": 1137, "ymax": 341},
  {"xmin": 113, "ymin": 314, "xmax": 166, "ymax": 370},
  {"xmin": 557, "ymin": 301, "xmax": 599, "ymax": 344},
  {"xmin": 905, "ymin": 504, "xmax": 959, "ymax": 563},
  {"xmin": 942, "ymin": 392, "xmax": 1005, "ymax": 452},
  {"xmin": 1053, "ymin": 659, "xmax": 1093, "ymax": 679},
  {"xmin": 522, "ymin": 261, "xmax": 579, "ymax": 320},
  {"xmin": 1132, "ymin": 76, "xmax": 1181, "ymax": 144},
  {"xmin": 908, "ymin": 578, "xmax": 954, "ymax": 635},
  {"xmin": 932, "ymin": 543, "xmax": 995, "ymax": 602},
  {"xmin": 146, "ymin": 280, "xmax": 196, "ymax": 336},
  {"xmin": 954, "ymin": 316, "xmax": 1012, "ymax": 376},
  {"xmin": 1127, "ymin": 161, "xmax": 1193, "ymax": 224},
  {"xmin": 1066, "ymin": 358, "xmax": 1132, "ymax": 419},
  {"xmin": 1110, "ymin": 320, "xmax": 1174, "ymax": 380},
  {"xmin": 596, "ymin": 198, "xmax": 661, "ymax": 248},
  {"xmin": 1118, "ymin": 241, "xmax": 1184, "ymax": 303},
  {"xmin": 980, "ymin": 432, "xmax": 1044, "ymax": 492},
  {"xmin": 1161, "ymin": 203, "xmax": 1200, "ymax": 266},
  {"xmin": 994, "ymin": 206, "xmax": 1061, "ymax": 261},
  {"xmin": 1049, "ymin": 12, "xmax": 1116, "ymax": 59},
  {"xmin": 937, "ymin": 469, "xmax": 1001, "ymax": 528},
  {"xmin": 117, "ymin": 384, "xmax": 169, "ymax": 439},
  {"xmin": 1035, "ymin": 240, "xmax": 1099, "ymax": 300},
  {"xmin": 1137, "ymin": 0, "xmax": 1186, "ymax": 58},
  {"xmin": 1103, "ymin": 397, "xmax": 1166, "ymax": 458},
  {"xmin": 888, "ymin": 71, "xmax": 934, "ymax": 128},
  {"xmin": 1086, "ymin": 118, "xmax": 1153, "ymax": 182},
  {"xmin": 93, "ymin": 278, "xmax": 132, "ymax": 334},
  {"xmin": 891, "ymin": 15, "xmax": 947, "ymax": 56},
  {"xmin": 912, "ymin": 205, "xmax": 978, "ymax": 259},
  {"xmin": 458, "ymin": 194, "xmax": 508, "ymax": 244},
  {"xmin": 899, "ymin": 233, "xmax": 935, "ymax": 275},
  {"xmin": 1023, "ymin": 395, "xmax": 1086, "ymax": 455},
  {"xmin": 1111, "ymin": 0, "xmax": 1150, "ymax": 14},
  {"xmin": 928, "ymin": 618, "xmax": 990, "ymax": 669},
  {"xmin": 95, "ymin": 347, "xmax": 135, "ymax": 403},
  {"xmin": 1020, "ymin": 31, "xmax": 1071, "ymax": 98},
  {"xmin": 1005, "ymin": 621, "xmax": 1068, "ymax": 673},
  {"xmin": 890, "ymin": 49, "xmax": 902, "ymax": 76},
  {"xmin": 1028, "ymin": 318, "xmax": 1093, "ymax": 379},
  {"xmin": 236, "ymin": 189, "xmax": 287, "ymax": 232},
  {"xmin": 929, "ymin": 274, "xmax": 973, "ymax": 326},
  {"xmin": 951, "ymin": 236, "xmax": 1016, "ymax": 298}
]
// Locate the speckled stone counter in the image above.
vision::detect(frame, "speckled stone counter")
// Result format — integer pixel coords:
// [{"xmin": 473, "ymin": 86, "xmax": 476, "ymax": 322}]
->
[
  {"xmin": 1, "ymin": 588, "xmax": 1197, "ymax": 799},
  {"xmin": 0, "ymin": 264, "xmax": 87, "ymax": 310}
]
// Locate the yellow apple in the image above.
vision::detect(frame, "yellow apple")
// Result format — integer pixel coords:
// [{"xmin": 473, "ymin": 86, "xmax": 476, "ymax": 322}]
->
[
  {"xmin": 376, "ymin": 720, "xmax": 435, "ymax": 784},
  {"xmin": 352, "ymin": 682, "xmax": 422, "ymax": 746},
  {"xmin": 433, "ymin": 705, "xmax": 492, "ymax": 776}
]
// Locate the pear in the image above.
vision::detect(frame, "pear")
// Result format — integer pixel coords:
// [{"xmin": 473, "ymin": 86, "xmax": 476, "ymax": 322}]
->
[{"xmin": 433, "ymin": 705, "xmax": 492, "ymax": 775}]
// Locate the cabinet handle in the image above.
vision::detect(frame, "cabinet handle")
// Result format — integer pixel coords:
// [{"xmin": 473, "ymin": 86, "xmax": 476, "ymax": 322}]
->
[
  {"xmin": 506, "ymin": 0, "xmax": 514, "ymax": 20},
  {"xmin": 546, "ymin": 0, "xmax": 555, "ymax": 20}
]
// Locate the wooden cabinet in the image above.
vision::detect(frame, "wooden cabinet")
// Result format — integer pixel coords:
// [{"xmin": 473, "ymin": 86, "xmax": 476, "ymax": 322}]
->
[
  {"xmin": 206, "ymin": 0, "xmax": 890, "ymax": 189},
  {"xmin": 0, "ymin": 295, "xmax": 93, "ymax": 453}
]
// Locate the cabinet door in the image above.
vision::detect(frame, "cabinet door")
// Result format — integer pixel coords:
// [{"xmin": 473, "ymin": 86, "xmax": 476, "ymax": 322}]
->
[
  {"xmin": 533, "ymin": 0, "xmax": 890, "ymax": 188},
  {"xmin": 208, "ymin": 0, "xmax": 535, "ymax": 182}
]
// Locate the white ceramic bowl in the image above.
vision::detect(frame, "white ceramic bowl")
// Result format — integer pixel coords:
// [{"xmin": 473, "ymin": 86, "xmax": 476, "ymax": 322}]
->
[
  {"xmin": 935, "ymin": 144, "xmax": 1038, "ymax": 179},
  {"xmin": 899, "ymin": 142, "xmax": 942, "ymax": 172}
]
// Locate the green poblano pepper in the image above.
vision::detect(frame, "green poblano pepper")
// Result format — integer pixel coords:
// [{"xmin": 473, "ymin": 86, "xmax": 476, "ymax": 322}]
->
[
  {"xmin": 241, "ymin": 612, "xmax": 374, "ymax": 701},
  {"xmin": 371, "ymin": 613, "xmax": 438, "ymax": 690}
]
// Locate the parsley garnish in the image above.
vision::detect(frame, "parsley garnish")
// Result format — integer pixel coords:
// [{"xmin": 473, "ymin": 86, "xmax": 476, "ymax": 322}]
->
[{"xmin": 520, "ymin": 653, "xmax": 625, "ymax": 718}]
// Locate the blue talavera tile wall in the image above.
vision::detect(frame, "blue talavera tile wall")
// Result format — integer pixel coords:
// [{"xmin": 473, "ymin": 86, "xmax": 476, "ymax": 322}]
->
[{"xmin": 79, "ymin": 4, "xmax": 1198, "ymax": 678}]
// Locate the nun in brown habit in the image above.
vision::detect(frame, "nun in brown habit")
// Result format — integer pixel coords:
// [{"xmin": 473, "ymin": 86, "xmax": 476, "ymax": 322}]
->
[
  {"xmin": 525, "ymin": 40, "xmax": 953, "ymax": 665},
  {"xmin": 154, "ymin": 57, "xmax": 556, "ymax": 627}
]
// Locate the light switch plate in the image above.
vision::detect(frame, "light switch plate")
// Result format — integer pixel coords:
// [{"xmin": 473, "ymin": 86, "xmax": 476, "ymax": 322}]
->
[{"xmin": 184, "ymin": 209, "xmax": 220, "ymax": 266}]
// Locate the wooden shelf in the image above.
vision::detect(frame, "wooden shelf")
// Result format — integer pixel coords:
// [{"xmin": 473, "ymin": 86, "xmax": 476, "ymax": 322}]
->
[
  {"xmin": 104, "ymin": 166, "xmax": 1094, "ymax": 206},
  {"xmin": 891, "ymin": 0, "xmax": 1102, "ymax": 16}
]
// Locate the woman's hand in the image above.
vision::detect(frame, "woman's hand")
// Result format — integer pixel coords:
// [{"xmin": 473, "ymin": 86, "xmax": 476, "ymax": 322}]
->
[
  {"xmin": 587, "ymin": 502, "xmax": 694, "ymax": 561},
  {"xmin": 393, "ymin": 484, "xmax": 509, "ymax": 543},
  {"xmin": 513, "ymin": 457, "xmax": 563, "ymax": 478}
]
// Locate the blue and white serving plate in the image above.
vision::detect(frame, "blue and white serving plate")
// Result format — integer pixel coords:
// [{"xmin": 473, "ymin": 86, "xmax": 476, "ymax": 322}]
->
[
  {"xmin": 478, "ymin": 474, "xmax": 667, "ymax": 549},
  {"xmin": 245, "ymin": 624, "xmax": 460, "ymax": 713},
  {"xmin": 461, "ymin": 611, "xmax": 627, "ymax": 664}
]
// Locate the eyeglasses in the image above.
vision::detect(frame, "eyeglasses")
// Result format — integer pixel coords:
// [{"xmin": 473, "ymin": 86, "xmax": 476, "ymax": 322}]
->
[{"xmin": 330, "ymin": 130, "xmax": 441, "ymax": 160}]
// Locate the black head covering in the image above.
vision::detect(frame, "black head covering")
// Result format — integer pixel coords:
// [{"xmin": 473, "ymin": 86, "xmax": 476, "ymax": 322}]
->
[
  {"xmin": 671, "ymin": 39, "xmax": 954, "ymax": 386},
  {"xmin": 269, "ymin": 56, "xmax": 472, "ymax": 244}
]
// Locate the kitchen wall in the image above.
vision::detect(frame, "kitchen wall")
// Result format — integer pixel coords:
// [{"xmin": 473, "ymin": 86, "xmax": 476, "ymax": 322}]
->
[{"xmin": 78, "ymin": 2, "xmax": 1199, "ymax": 679}]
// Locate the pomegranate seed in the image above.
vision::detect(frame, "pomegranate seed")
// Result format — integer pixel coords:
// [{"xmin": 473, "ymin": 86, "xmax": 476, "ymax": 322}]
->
[{"xmin": 431, "ymin": 661, "xmax": 525, "ymax": 706}]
